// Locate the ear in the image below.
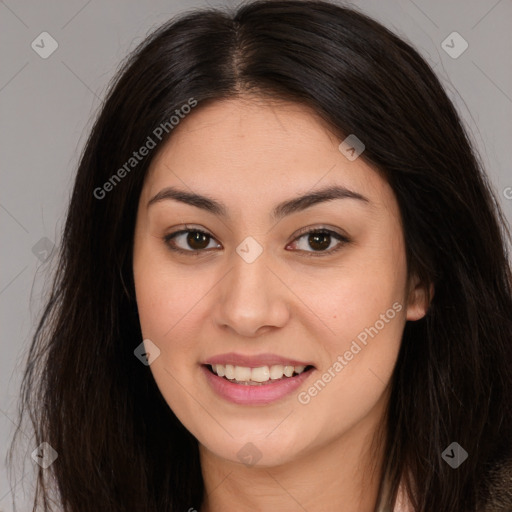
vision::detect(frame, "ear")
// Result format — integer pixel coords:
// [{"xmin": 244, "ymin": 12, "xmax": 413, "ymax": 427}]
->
[{"xmin": 406, "ymin": 274, "xmax": 434, "ymax": 321}]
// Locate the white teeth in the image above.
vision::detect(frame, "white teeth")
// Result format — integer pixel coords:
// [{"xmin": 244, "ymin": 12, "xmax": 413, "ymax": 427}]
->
[
  {"xmin": 269, "ymin": 364, "xmax": 284, "ymax": 380},
  {"xmin": 210, "ymin": 363, "xmax": 309, "ymax": 383},
  {"xmin": 283, "ymin": 365, "xmax": 294, "ymax": 377},
  {"xmin": 225, "ymin": 364, "xmax": 235, "ymax": 380},
  {"xmin": 234, "ymin": 366, "xmax": 252, "ymax": 382},
  {"xmin": 251, "ymin": 366, "xmax": 270, "ymax": 382}
]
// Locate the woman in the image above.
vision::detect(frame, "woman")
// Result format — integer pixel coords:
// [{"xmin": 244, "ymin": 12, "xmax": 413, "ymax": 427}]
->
[{"xmin": 10, "ymin": 1, "xmax": 512, "ymax": 510}]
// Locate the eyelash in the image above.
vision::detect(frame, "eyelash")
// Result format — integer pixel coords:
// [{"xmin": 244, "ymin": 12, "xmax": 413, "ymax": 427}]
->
[{"xmin": 162, "ymin": 225, "xmax": 350, "ymax": 258}]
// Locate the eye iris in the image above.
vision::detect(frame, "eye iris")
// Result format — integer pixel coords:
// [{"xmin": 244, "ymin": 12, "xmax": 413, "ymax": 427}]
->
[
  {"xmin": 309, "ymin": 233, "xmax": 330, "ymax": 251},
  {"xmin": 187, "ymin": 231, "xmax": 209, "ymax": 250}
]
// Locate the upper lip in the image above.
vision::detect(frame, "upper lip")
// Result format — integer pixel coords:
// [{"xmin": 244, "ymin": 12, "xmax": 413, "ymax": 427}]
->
[{"xmin": 203, "ymin": 352, "xmax": 314, "ymax": 368}]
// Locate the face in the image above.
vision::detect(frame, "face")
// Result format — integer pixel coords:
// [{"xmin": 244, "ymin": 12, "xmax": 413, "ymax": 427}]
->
[{"xmin": 132, "ymin": 96, "xmax": 428, "ymax": 468}]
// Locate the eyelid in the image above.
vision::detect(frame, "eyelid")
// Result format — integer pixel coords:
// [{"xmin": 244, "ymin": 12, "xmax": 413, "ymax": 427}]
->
[
  {"xmin": 163, "ymin": 224, "xmax": 350, "ymax": 256},
  {"xmin": 291, "ymin": 224, "xmax": 349, "ymax": 241}
]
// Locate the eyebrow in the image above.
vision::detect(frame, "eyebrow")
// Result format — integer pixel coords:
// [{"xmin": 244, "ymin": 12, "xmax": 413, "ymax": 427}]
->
[{"xmin": 147, "ymin": 184, "xmax": 370, "ymax": 221}]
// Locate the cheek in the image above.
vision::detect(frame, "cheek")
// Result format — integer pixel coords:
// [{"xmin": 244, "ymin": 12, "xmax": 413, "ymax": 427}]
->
[
  {"xmin": 289, "ymin": 230, "xmax": 407, "ymax": 345},
  {"xmin": 133, "ymin": 223, "xmax": 215, "ymax": 337},
  {"xmin": 294, "ymin": 285, "xmax": 405, "ymax": 443},
  {"xmin": 291, "ymin": 234, "xmax": 407, "ymax": 420},
  {"xmin": 134, "ymin": 261, "xmax": 215, "ymax": 358}
]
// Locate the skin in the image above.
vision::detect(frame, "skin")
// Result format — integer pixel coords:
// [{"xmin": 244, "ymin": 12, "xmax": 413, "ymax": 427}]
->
[{"xmin": 132, "ymin": 96, "xmax": 429, "ymax": 512}]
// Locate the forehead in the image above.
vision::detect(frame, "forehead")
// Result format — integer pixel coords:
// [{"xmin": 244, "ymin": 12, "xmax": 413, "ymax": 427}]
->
[{"xmin": 141, "ymin": 97, "xmax": 396, "ymax": 217}]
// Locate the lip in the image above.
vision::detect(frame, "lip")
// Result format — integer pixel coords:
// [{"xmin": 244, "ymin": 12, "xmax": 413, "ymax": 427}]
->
[
  {"xmin": 201, "ymin": 364, "xmax": 315, "ymax": 405},
  {"xmin": 203, "ymin": 352, "xmax": 313, "ymax": 368}
]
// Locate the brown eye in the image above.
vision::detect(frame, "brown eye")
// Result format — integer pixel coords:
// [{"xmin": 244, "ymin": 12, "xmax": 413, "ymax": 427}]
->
[
  {"xmin": 164, "ymin": 229, "xmax": 220, "ymax": 254},
  {"xmin": 307, "ymin": 232, "xmax": 331, "ymax": 251},
  {"xmin": 186, "ymin": 231, "xmax": 210, "ymax": 250},
  {"xmin": 289, "ymin": 228, "xmax": 350, "ymax": 256}
]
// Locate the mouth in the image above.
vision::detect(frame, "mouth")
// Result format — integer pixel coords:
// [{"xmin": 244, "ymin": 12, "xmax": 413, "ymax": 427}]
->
[
  {"xmin": 204, "ymin": 363, "xmax": 315, "ymax": 386},
  {"xmin": 201, "ymin": 362, "xmax": 316, "ymax": 405}
]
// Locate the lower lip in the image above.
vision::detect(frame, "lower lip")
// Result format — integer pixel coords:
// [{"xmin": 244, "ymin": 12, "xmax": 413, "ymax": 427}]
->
[{"xmin": 201, "ymin": 365, "xmax": 315, "ymax": 405}]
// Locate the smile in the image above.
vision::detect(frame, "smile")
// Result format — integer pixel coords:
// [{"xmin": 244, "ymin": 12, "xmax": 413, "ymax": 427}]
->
[{"xmin": 201, "ymin": 363, "xmax": 316, "ymax": 405}]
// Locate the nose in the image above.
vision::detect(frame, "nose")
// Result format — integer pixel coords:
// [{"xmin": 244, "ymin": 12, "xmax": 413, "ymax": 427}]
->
[{"xmin": 213, "ymin": 250, "xmax": 290, "ymax": 338}]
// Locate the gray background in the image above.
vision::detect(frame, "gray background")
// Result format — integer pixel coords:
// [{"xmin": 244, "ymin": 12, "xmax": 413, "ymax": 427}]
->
[{"xmin": 1, "ymin": 0, "xmax": 511, "ymax": 509}]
